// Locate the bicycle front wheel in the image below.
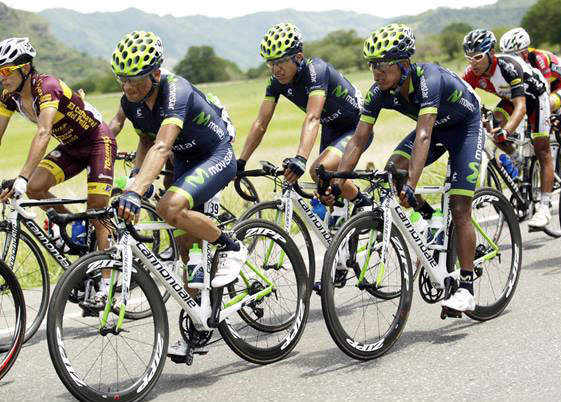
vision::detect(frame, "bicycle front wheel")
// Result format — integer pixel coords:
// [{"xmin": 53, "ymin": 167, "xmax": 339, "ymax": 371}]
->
[
  {"xmin": 0, "ymin": 260, "xmax": 26, "ymax": 380},
  {"xmin": 0, "ymin": 226, "xmax": 49, "ymax": 344},
  {"xmin": 530, "ymin": 155, "xmax": 561, "ymax": 237},
  {"xmin": 47, "ymin": 251, "xmax": 168, "ymax": 402},
  {"xmin": 447, "ymin": 188, "xmax": 522, "ymax": 321},
  {"xmin": 321, "ymin": 211, "xmax": 413, "ymax": 360},
  {"xmin": 216, "ymin": 219, "xmax": 310, "ymax": 364}
]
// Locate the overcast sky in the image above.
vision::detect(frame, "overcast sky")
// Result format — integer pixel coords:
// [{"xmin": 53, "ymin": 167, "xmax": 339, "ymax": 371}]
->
[{"xmin": 4, "ymin": 0, "xmax": 498, "ymax": 18}]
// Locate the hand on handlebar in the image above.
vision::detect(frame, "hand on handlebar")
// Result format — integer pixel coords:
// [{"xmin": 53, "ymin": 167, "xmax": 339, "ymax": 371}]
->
[
  {"xmin": 318, "ymin": 183, "xmax": 341, "ymax": 207},
  {"xmin": 117, "ymin": 191, "xmax": 142, "ymax": 224},
  {"xmin": 399, "ymin": 183, "xmax": 418, "ymax": 209}
]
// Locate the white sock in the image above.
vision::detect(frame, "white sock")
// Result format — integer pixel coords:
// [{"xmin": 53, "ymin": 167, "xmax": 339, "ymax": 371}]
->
[
  {"xmin": 101, "ymin": 278, "xmax": 111, "ymax": 294},
  {"xmin": 541, "ymin": 192, "xmax": 551, "ymax": 208}
]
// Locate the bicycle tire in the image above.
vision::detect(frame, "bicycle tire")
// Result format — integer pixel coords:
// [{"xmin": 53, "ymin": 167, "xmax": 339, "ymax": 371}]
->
[
  {"xmin": 447, "ymin": 187, "xmax": 522, "ymax": 321},
  {"xmin": 47, "ymin": 251, "xmax": 168, "ymax": 402},
  {"xmin": 321, "ymin": 211, "xmax": 413, "ymax": 360},
  {"xmin": 0, "ymin": 260, "xmax": 26, "ymax": 381},
  {"xmin": 484, "ymin": 163, "xmax": 503, "ymax": 192},
  {"xmin": 0, "ymin": 226, "xmax": 49, "ymax": 345},
  {"xmin": 240, "ymin": 200, "xmax": 315, "ymax": 296},
  {"xmin": 216, "ymin": 219, "xmax": 309, "ymax": 364}
]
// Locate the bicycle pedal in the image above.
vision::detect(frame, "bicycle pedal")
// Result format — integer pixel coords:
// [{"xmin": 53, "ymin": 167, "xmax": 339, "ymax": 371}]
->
[
  {"xmin": 528, "ymin": 225, "xmax": 544, "ymax": 233},
  {"xmin": 440, "ymin": 307, "xmax": 463, "ymax": 320},
  {"xmin": 192, "ymin": 349, "xmax": 209, "ymax": 355}
]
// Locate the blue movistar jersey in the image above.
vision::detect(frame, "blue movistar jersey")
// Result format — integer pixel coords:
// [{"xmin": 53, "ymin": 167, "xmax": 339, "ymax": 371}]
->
[
  {"xmin": 265, "ymin": 58, "xmax": 362, "ymax": 129},
  {"xmin": 361, "ymin": 63, "xmax": 480, "ymax": 129},
  {"xmin": 121, "ymin": 73, "xmax": 231, "ymax": 155}
]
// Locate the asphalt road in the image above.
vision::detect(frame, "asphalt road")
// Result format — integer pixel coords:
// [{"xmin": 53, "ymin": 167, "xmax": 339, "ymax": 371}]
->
[{"xmin": 1, "ymin": 219, "xmax": 561, "ymax": 402}]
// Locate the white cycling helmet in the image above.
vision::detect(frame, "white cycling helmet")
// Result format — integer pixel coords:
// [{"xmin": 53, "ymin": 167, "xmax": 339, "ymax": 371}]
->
[
  {"xmin": 500, "ymin": 28, "xmax": 531, "ymax": 54},
  {"xmin": 0, "ymin": 37, "xmax": 36, "ymax": 66}
]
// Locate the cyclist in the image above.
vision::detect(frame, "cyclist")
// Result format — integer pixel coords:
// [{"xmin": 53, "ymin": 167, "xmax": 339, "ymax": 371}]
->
[
  {"xmin": 323, "ymin": 23, "xmax": 484, "ymax": 313},
  {"xmin": 109, "ymin": 31, "xmax": 246, "ymax": 359},
  {"xmin": 0, "ymin": 38, "xmax": 116, "ymax": 260},
  {"xmin": 500, "ymin": 27, "xmax": 561, "ymax": 114},
  {"xmin": 463, "ymin": 29, "xmax": 553, "ymax": 228},
  {"xmin": 237, "ymin": 23, "xmax": 371, "ymax": 207}
]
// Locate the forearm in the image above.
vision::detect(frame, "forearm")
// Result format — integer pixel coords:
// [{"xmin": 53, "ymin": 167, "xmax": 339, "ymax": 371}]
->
[
  {"xmin": 19, "ymin": 131, "xmax": 51, "ymax": 179},
  {"xmin": 128, "ymin": 144, "xmax": 169, "ymax": 195},
  {"xmin": 296, "ymin": 116, "xmax": 321, "ymax": 159},
  {"xmin": 334, "ymin": 137, "xmax": 366, "ymax": 187},
  {"xmin": 239, "ymin": 122, "xmax": 266, "ymax": 161},
  {"xmin": 134, "ymin": 138, "xmax": 152, "ymax": 170},
  {"xmin": 407, "ymin": 130, "xmax": 431, "ymax": 188},
  {"xmin": 504, "ymin": 102, "xmax": 526, "ymax": 134},
  {"xmin": 108, "ymin": 118, "xmax": 125, "ymax": 137}
]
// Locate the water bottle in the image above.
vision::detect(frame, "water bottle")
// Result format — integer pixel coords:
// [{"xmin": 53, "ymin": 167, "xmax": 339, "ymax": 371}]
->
[
  {"xmin": 71, "ymin": 220, "xmax": 87, "ymax": 246},
  {"xmin": 499, "ymin": 154, "xmax": 519, "ymax": 179},
  {"xmin": 409, "ymin": 211, "xmax": 428, "ymax": 239},
  {"xmin": 186, "ymin": 243, "xmax": 204, "ymax": 289},
  {"xmin": 329, "ymin": 204, "xmax": 347, "ymax": 231},
  {"xmin": 310, "ymin": 197, "xmax": 327, "ymax": 220},
  {"xmin": 429, "ymin": 209, "xmax": 444, "ymax": 246}
]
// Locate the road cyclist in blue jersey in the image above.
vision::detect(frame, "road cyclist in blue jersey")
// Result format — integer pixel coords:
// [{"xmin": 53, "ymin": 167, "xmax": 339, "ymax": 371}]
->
[
  {"xmin": 237, "ymin": 23, "xmax": 371, "ymax": 208},
  {"xmin": 109, "ymin": 31, "xmax": 246, "ymax": 359},
  {"xmin": 321, "ymin": 23, "xmax": 485, "ymax": 313}
]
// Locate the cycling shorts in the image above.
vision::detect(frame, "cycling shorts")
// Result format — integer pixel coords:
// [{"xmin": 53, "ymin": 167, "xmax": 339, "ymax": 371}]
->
[
  {"xmin": 392, "ymin": 113, "xmax": 484, "ymax": 197},
  {"xmin": 38, "ymin": 122, "xmax": 116, "ymax": 196},
  {"xmin": 168, "ymin": 142, "xmax": 236, "ymax": 210},
  {"xmin": 494, "ymin": 92, "xmax": 551, "ymax": 139}
]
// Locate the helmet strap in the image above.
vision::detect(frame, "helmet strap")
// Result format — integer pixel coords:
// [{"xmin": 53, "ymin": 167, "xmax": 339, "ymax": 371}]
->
[
  {"xmin": 137, "ymin": 74, "xmax": 159, "ymax": 106},
  {"xmin": 483, "ymin": 53, "xmax": 493, "ymax": 75},
  {"xmin": 16, "ymin": 65, "xmax": 33, "ymax": 93},
  {"xmin": 394, "ymin": 62, "xmax": 411, "ymax": 91}
]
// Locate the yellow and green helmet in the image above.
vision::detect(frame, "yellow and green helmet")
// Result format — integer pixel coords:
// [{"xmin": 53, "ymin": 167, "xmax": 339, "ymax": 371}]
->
[
  {"xmin": 111, "ymin": 31, "xmax": 164, "ymax": 77},
  {"xmin": 363, "ymin": 23, "xmax": 416, "ymax": 62},
  {"xmin": 260, "ymin": 23, "xmax": 303, "ymax": 61}
]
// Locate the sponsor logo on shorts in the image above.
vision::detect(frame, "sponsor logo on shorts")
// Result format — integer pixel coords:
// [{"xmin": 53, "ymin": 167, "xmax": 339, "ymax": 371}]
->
[{"xmin": 50, "ymin": 150, "xmax": 61, "ymax": 158}]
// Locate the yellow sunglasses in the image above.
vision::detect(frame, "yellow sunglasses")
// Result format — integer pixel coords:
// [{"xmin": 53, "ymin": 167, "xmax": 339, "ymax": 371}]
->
[{"xmin": 0, "ymin": 63, "xmax": 29, "ymax": 78}]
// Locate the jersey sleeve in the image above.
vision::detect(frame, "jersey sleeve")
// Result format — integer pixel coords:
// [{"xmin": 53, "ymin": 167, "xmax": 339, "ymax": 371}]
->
[
  {"xmin": 306, "ymin": 58, "xmax": 328, "ymax": 97},
  {"xmin": 36, "ymin": 76, "xmax": 68, "ymax": 111},
  {"xmin": 533, "ymin": 51, "xmax": 553, "ymax": 81},
  {"xmin": 161, "ymin": 75, "xmax": 189, "ymax": 129},
  {"xmin": 418, "ymin": 64, "xmax": 442, "ymax": 115},
  {"xmin": 499, "ymin": 59, "xmax": 525, "ymax": 98},
  {"xmin": 264, "ymin": 76, "xmax": 281, "ymax": 102},
  {"xmin": 359, "ymin": 84, "xmax": 383, "ymax": 125},
  {"xmin": 0, "ymin": 91, "xmax": 15, "ymax": 117}
]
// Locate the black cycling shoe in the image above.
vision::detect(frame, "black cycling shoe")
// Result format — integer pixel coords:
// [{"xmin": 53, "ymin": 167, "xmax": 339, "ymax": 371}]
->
[
  {"xmin": 79, "ymin": 292, "xmax": 107, "ymax": 317},
  {"xmin": 312, "ymin": 269, "xmax": 349, "ymax": 295}
]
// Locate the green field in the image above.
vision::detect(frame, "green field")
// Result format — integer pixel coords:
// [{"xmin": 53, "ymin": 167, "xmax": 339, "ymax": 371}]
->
[{"xmin": 0, "ymin": 69, "xmax": 500, "ymax": 201}]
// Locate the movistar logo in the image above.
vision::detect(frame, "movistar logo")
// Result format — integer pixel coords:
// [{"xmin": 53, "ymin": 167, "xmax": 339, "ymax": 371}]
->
[
  {"xmin": 193, "ymin": 112, "xmax": 211, "ymax": 126},
  {"xmin": 332, "ymin": 85, "xmax": 348, "ymax": 98},
  {"xmin": 416, "ymin": 66, "xmax": 424, "ymax": 76},
  {"xmin": 167, "ymin": 74, "xmax": 178, "ymax": 83},
  {"xmin": 466, "ymin": 162, "xmax": 480, "ymax": 184},
  {"xmin": 184, "ymin": 168, "xmax": 209, "ymax": 186},
  {"xmin": 447, "ymin": 89, "xmax": 463, "ymax": 103},
  {"xmin": 365, "ymin": 91, "xmax": 373, "ymax": 105}
]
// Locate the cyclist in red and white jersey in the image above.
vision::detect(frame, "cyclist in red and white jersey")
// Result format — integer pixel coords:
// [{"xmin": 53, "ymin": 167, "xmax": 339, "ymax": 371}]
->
[
  {"xmin": 500, "ymin": 27, "xmax": 561, "ymax": 113},
  {"xmin": 463, "ymin": 29, "xmax": 554, "ymax": 228}
]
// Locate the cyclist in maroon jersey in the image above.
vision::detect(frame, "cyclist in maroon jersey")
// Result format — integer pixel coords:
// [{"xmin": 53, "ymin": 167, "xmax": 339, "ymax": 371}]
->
[{"xmin": 0, "ymin": 37, "xmax": 116, "ymax": 306}]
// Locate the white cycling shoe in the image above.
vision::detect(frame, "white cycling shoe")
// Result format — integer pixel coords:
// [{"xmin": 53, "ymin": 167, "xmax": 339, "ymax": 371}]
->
[
  {"xmin": 527, "ymin": 204, "xmax": 551, "ymax": 228},
  {"xmin": 211, "ymin": 242, "xmax": 248, "ymax": 288},
  {"xmin": 441, "ymin": 288, "xmax": 475, "ymax": 312},
  {"xmin": 167, "ymin": 339, "xmax": 189, "ymax": 358}
]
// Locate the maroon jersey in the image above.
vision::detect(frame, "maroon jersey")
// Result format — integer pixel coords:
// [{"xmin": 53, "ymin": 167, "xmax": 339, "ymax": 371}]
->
[{"xmin": 0, "ymin": 73, "xmax": 103, "ymax": 145}]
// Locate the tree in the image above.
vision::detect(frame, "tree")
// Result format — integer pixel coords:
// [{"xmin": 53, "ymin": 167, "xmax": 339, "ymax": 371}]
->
[
  {"xmin": 522, "ymin": 0, "xmax": 561, "ymax": 46},
  {"xmin": 174, "ymin": 46, "xmax": 235, "ymax": 84},
  {"xmin": 440, "ymin": 23, "xmax": 473, "ymax": 60},
  {"xmin": 304, "ymin": 30, "xmax": 365, "ymax": 71}
]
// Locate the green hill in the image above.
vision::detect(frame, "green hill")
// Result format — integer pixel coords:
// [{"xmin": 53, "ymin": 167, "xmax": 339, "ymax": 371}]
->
[{"xmin": 0, "ymin": 2, "xmax": 111, "ymax": 85}]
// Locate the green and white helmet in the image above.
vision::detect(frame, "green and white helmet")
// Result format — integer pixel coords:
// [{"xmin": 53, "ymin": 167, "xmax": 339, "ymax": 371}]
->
[
  {"xmin": 363, "ymin": 23, "xmax": 416, "ymax": 62},
  {"xmin": 111, "ymin": 31, "xmax": 163, "ymax": 77},
  {"xmin": 260, "ymin": 23, "xmax": 303, "ymax": 61}
]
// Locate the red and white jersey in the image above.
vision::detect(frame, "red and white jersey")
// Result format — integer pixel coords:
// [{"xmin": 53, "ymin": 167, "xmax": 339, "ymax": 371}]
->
[
  {"xmin": 463, "ymin": 54, "xmax": 547, "ymax": 100},
  {"xmin": 528, "ymin": 48, "xmax": 561, "ymax": 92}
]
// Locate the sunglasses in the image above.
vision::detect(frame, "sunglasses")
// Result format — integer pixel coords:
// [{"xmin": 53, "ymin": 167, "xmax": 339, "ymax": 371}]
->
[
  {"xmin": 266, "ymin": 55, "xmax": 293, "ymax": 68},
  {"xmin": 115, "ymin": 74, "xmax": 150, "ymax": 85},
  {"xmin": 465, "ymin": 53, "xmax": 487, "ymax": 63},
  {"xmin": 367, "ymin": 60, "xmax": 400, "ymax": 72},
  {"xmin": 0, "ymin": 63, "xmax": 29, "ymax": 78}
]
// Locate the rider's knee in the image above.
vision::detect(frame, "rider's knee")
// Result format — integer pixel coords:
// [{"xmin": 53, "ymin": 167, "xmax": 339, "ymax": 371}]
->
[
  {"xmin": 26, "ymin": 180, "xmax": 47, "ymax": 198},
  {"xmin": 450, "ymin": 197, "xmax": 471, "ymax": 221},
  {"xmin": 385, "ymin": 154, "xmax": 408, "ymax": 171},
  {"xmin": 156, "ymin": 195, "xmax": 188, "ymax": 226}
]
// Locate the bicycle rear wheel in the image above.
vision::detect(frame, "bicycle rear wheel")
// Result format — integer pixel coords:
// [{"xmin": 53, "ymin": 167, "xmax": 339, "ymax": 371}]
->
[
  {"xmin": 321, "ymin": 211, "xmax": 413, "ymax": 360},
  {"xmin": 0, "ymin": 260, "xmax": 26, "ymax": 380},
  {"xmin": 447, "ymin": 188, "xmax": 522, "ymax": 321},
  {"xmin": 47, "ymin": 251, "xmax": 168, "ymax": 402},
  {"xmin": 531, "ymin": 155, "xmax": 561, "ymax": 237},
  {"xmin": 216, "ymin": 219, "xmax": 309, "ymax": 364}
]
